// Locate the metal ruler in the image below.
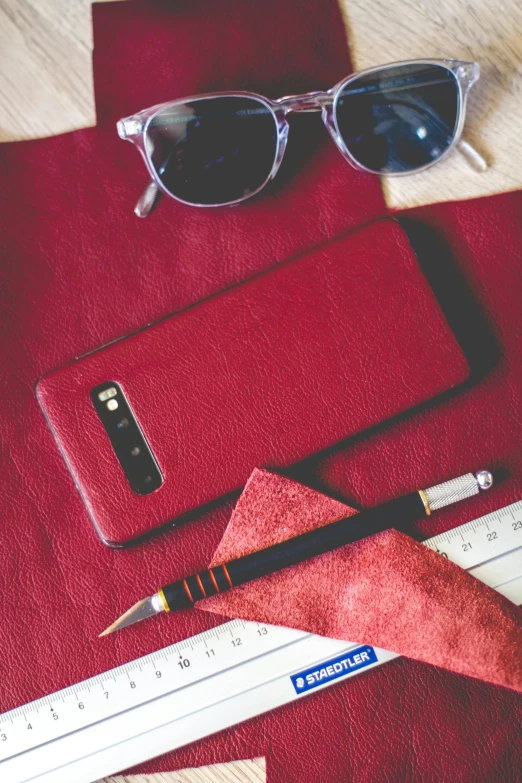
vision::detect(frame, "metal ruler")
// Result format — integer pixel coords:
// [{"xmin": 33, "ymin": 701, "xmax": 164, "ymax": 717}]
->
[{"xmin": 1, "ymin": 500, "xmax": 521, "ymax": 783}]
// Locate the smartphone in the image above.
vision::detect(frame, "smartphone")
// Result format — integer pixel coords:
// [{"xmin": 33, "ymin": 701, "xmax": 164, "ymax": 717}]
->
[{"xmin": 36, "ymin": 219, "xmax": 469, "ymax": 546}]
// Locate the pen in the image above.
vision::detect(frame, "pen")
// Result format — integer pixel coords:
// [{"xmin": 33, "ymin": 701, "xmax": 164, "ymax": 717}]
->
[{"xmin": 100, "ymin": 470, "xmax": 493, "ymax": 636}]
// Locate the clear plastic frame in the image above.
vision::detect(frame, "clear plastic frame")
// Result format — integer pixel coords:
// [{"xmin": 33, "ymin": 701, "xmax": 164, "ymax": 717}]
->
[{"xmin": 117, "ymin": 59, "xmax": 486, "ymax": 217}]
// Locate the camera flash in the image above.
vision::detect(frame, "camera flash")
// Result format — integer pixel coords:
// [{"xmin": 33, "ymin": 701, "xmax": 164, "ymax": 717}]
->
[
  {"xmin": 106, "ymin": 399, "xmax": 118, "ymax": 411},
  {"xmin": 98, "ymin": 387, "xmax": 117, "ymax": 402}
]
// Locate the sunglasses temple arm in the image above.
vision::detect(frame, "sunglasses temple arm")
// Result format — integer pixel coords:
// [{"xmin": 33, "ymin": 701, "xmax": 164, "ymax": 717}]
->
[
  {"xmin": 456, "ymin": 139, "xmax": 488, "ymax": 173},
  {"xmin": 134, "ymin": 179, "xmax": 162, "ymax": 218}
]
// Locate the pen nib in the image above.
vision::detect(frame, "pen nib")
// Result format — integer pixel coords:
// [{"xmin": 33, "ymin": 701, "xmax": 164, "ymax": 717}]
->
[{"xmin": 99, "ymin": 594, "xmax": 163, "ymax": 637}]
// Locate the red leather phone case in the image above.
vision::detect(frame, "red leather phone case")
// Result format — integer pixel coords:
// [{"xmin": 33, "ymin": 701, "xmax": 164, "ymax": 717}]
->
[{"xmin": 36, "ymin": 219, "xmax": 469, "ymax": 546}]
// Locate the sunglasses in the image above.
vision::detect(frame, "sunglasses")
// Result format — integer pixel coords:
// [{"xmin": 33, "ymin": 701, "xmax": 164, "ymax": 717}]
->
[{"xmin": 118, "ymin": 59, "xmax": 486, "ymax": 218}]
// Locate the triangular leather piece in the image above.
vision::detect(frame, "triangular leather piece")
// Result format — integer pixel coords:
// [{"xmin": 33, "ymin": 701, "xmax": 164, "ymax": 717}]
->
[{"xmin": 201, "ymin": 469, "xmax": 522, "ymax": 691}]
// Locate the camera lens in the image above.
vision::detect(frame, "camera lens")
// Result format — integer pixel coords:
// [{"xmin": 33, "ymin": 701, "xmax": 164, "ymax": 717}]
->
[
  {"xmin": 130, "ymin": 446, "xmax": 141, "ymax": 457},
  {"xmin": 116, "ymin": 418, "xmax": 129, "ymax": 429}
]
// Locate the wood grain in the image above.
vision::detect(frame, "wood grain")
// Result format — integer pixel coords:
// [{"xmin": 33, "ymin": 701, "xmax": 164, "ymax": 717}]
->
[
  {"xmin": 99, "ymin": 757, "xmax": 266, "ymax": 783},
  {"xmin": 0, "ymin": 0, "xmax": 96, "ymax": 141},
  {"xmin": 338, "ymin": 0, "xmax": 522, "ymax": 207}
]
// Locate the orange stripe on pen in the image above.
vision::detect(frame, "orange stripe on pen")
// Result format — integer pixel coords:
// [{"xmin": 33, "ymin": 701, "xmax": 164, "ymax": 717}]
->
[
  {"xmin": 222, "ymin": 563, "xmax": 233, "ymax": 589},
  {"xmin": 195, "ymin": 573, "xmax": 207, "ymax": 598},
  {"xmin": 182, "ymin": 579, "xmax": 194, "ymax": 603},
  {"xmin": 209, "ymin": 568, "xmax": 220, "ymax": 593}
]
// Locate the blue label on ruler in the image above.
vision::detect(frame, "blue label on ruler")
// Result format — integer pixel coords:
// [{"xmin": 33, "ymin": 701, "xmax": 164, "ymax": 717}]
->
[{"xmin": 290, "ymin": 645, "xmax": 378, "ymax": 694}]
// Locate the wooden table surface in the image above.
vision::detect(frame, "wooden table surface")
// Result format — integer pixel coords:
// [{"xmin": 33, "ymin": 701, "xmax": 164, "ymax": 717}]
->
[
  {"xmin": 1, "ymin": 0, "xmax": 520, "ymax": 779},
  {"xmin": 98, "ymin": 757, "xmax": 266, "ymax": 783}
]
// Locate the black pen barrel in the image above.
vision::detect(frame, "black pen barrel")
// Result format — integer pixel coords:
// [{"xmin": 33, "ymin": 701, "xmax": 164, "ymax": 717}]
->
[
  {"xmin": 228, "ymin": 491, "xmax": 424, "ymax": 585},
  {"xmin": 161, "ymin": 491, "xmax": 425, "ymax": 611}
]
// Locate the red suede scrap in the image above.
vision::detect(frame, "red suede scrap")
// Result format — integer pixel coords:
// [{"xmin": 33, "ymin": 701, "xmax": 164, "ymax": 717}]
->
[{"xmin": 202, "ymin": 468, "xmax": 522, "ymax": 692}]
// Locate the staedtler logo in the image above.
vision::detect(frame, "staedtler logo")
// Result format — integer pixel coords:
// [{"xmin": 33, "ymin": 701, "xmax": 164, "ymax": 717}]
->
[{"xmin": 290, "ymin": 645, "xmax": 378, "ymax": 694}]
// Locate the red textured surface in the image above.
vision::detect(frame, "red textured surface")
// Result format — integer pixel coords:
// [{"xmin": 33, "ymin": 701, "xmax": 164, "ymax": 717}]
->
[
  {"xmin": 0, "ymin": 1, "xmax": 521, "ymax": 782},
  {"xmin": 203, "ymin": 469, "xmax": 522, "ymax": 692},
  {"xmin": 37, "ymin": 219, "xmax": 468, "ymax": 544}
]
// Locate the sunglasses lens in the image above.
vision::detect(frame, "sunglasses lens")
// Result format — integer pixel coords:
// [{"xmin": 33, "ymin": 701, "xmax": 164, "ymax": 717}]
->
[
  {"xmin": 335, "ymin": 64, "xmax": 460, "ymax": 173},
  {"xmin": 145, "ymin": 96, "xmax": 278, "ymax": 205}
]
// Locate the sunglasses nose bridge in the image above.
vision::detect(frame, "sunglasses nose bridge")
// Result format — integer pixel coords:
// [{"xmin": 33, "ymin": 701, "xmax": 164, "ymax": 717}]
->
[{"xmin": 277, "ymin": 92, "xmax": 331, "ymax": 115}]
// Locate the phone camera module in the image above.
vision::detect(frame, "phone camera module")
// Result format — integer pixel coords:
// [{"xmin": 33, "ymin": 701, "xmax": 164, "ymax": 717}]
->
[{"xmin": 91, "ymin": 382, "xmax": 163, "ymax": 495}]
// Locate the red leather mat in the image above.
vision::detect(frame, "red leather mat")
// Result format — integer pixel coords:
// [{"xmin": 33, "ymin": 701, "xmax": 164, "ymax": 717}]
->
[{"xmin": 0, "ymin": 1, "xmax": 521, "ymax": 781}]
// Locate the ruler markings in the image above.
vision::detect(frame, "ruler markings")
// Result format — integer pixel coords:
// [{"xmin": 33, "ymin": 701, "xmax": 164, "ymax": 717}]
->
[{"xmin": 1, "ymin": 499, "xmax": 521, "ymax": 783}]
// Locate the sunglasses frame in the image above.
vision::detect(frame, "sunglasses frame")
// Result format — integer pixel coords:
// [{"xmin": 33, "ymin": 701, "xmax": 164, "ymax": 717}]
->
[{"xmin": 118, "ymin": 58, "xmax": 480, "ymax": 210}]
